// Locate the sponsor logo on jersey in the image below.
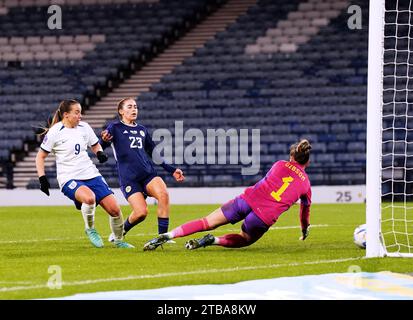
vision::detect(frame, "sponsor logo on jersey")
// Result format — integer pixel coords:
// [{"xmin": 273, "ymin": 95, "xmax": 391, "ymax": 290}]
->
[
  {"xmin": 42, "ymin": 135, "xmax": 48, "ymax": 144},
  {"xmin": 123, "ymin": 130, "xmax": 128, "ymax": 134},
  {"xmin": 125, "ymin": 186, "xmax": 132, "ymax": 193},
  {"xmin": 130, "ymin": 130, "xmax": 137, "ymax": 134},
  {"xmin": 68, "ymin": 181, "xmax": 77, "ymax": 190},
  {"xmin": 140, "ymin": 130, "xmax": 145, "ymax": 136},
  {"xmin": 56, "ymin": 139, "xmax": 68, "ymax": 146},
  {"xmin": 55, "ymin": 141, "xmax": 61, "ymax": 146}
]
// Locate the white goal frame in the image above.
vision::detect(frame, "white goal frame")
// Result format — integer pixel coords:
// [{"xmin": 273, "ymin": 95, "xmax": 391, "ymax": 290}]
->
[{"xmin": 366, "ymin": 0, "xmax": 413, "ymax": 258}]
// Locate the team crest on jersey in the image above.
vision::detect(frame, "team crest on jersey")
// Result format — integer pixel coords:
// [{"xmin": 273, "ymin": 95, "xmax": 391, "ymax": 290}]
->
[
  {"xmin": 140, "ymin": 130, "xmax": 145, "ymax": 137},
  {"xmin": 68, "ymin": 181, "xmax": 77, "ymax": 190},
  {"xmin": 125, "ymin": 186, "xmax": 132, "ymax": 193}
]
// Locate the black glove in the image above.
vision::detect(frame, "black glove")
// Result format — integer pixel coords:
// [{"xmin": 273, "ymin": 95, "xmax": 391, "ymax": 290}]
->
[
  {"xmin": 39, "ymin": 175, "xmax": 50, "ymax": 196},
  {"xmin": 97, "ymin": 151, "xmax": 108, "ymax": 163},
  {"xmin": 300, "ymin": 225, "xmax": 310, "ymax": 241}
]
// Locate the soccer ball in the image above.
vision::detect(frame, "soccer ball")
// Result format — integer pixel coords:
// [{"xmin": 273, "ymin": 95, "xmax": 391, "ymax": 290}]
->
[{"xmin": 353, "ymin": 224, "xmax": 366, "ymax": 249}]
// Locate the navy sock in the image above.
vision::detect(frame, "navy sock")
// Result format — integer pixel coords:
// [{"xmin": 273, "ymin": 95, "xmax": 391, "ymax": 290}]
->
[
  {"xmin": 124, "ymin": 215, "xmax": 146, "ymax": 234},
  {"xmin": 124, "ymin": 217, "xmax": 136, "ymax": 233},
  {"xmin": 158, "ymin": 217, "xmax": 169, "ymax": 234}
]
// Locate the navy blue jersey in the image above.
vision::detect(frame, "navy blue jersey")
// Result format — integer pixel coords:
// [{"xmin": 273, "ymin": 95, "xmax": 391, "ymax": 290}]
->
[{"xmin": 99, "ymin": 121, "xmax": 176, "ymax": 186}]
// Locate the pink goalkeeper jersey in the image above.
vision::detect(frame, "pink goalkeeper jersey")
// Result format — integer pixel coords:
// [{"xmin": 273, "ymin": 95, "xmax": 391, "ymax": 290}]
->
[{"xmin": 241, "ymin": 160, "xmax": 311, "ymax": 229}]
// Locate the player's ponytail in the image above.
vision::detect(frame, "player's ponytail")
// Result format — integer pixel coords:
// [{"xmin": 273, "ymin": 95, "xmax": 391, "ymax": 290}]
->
[
  {"xmin": 39, "ymin": 99, "xmax": 79, "ymax": 136},
  {"xmin": 290, "ymin": 139, "xmax": 312, "ymax": 165}
]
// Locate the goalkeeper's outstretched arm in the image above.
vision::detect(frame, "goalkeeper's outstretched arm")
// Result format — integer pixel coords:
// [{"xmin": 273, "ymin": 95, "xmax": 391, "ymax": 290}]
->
[{"xmin": 299, "ymin": 191, "xmax": 311, "ymax": 240}]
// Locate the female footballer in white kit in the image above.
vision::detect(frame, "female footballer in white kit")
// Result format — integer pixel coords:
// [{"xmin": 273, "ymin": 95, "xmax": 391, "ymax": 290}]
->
[{"xmin": 35, "ymin": 99, "xmax": 133, "ymax": 249}]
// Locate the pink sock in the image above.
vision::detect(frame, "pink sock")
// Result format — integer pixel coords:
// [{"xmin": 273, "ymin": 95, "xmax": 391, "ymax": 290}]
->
[
  {"xmin": 171, "ymin": 218, "xmax": 210, "ymax": 238},
  {"xmin": 216, "ymin": 234, "xmax": 250, "ymax": 248}
]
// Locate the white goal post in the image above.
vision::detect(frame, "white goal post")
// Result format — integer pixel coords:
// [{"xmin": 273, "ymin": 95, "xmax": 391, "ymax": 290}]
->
[{"xmin": 367, "ymin": 0, "xmax": 413, "ymax": 258}]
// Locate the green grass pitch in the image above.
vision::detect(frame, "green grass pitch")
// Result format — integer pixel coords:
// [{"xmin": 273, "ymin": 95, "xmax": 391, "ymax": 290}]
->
[{"xmin": 0, "ymin": 203, "xmax": 412, "ymax": 299}]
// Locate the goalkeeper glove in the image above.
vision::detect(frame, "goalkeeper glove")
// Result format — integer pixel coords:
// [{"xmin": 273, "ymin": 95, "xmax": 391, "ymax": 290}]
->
[
  {"xmin": 39, "ymin": 175, "xmax": 50, "ymax": 196},
  {"xmin": 97, "ymin": 151, "xmax": 108, "ymax": 163},
  {"xmin": 300, "ymin": 225, "xmax": 310, "ymax": 241}
]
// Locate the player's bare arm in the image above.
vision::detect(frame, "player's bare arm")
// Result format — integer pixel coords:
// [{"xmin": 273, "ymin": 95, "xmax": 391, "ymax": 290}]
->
[
  {"xmin": 35, "ymin": 149, "xmax": 49, "ymax": 177},
  {"xmin": 35, "ymin": 149, "xmax": 50, "ymax": 196}
]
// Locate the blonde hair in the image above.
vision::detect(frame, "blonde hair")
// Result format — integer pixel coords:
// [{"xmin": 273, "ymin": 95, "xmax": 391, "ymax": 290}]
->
[
  {"xmin": 39, "ymin": 99, "xmax": 79, "ymax": 136},
  {"xmin": 289, "ymin": 139, "xmax": 312, "ymax": 165}
]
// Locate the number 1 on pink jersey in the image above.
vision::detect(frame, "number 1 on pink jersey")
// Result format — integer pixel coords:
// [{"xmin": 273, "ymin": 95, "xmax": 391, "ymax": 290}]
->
[{"xmin": 271, "ymin": 176, "xmax": 294, "ymax": 201}]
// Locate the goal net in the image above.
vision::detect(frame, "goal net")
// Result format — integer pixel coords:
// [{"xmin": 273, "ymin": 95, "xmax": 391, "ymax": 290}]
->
[{"xmin": 367, "ymin": 0, "xmax": 413, "ymax": 257}]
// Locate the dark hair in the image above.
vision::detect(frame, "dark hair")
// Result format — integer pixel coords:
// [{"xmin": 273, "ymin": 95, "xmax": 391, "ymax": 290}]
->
[
  {"xmin": 117, "ymin": 97, "xmax": 137, "ymax": 120},
  {"xmin": 40, "ymin": 99, "xmax": 79, "ymax": 136},
  {"xmin": 290, "ymin": 139, "xmax": 312, "ymax": 165}
]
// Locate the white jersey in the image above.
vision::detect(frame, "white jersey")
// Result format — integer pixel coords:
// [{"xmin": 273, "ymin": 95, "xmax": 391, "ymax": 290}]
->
[{"xmin": 40, "ymin": 121, "xmax": 101, "ymax": 189}]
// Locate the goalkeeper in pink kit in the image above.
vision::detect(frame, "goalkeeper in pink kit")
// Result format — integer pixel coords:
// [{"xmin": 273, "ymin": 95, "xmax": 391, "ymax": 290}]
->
[{"xmin": 144, "ymin": 139, "xmax": 312, "ymax": 251}]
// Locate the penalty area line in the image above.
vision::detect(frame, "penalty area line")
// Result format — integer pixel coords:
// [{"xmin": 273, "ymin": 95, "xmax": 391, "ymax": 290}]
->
[{"xmin": 0, "ymin": 256, "xmax": 362, "ymax": 293}]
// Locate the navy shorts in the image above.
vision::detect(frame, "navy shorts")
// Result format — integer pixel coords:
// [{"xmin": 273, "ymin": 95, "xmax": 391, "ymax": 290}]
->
[
  {"xmin": 221, "ymin": 196, "xmax": 269, "ymax": 240},
  {"xmin": 120, "ymin": 173, "xmax": 158, "ymax": 200},
  {"xmin": 62, "ymin": 176, "xmax": 113, "ymax": 210}
]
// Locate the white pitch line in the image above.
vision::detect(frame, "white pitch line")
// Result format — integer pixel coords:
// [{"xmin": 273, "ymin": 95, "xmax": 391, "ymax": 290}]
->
[
  {"xmin": 0, "ymin": 237, "xmax": 78, "ymax": 244},
  {"xmin": 0, "ymin": 257, "xmax": 362, "ymax": 293},
  {"xmin": 0, "ymin": 281, "xmax": 36, "ymax": 285},
  {"xmin": 0, "ymin": 224, "xmax": 333, "ymax": 244}
]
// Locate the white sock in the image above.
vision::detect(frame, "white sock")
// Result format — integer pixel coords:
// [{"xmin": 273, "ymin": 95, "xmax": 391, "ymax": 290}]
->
[
  {"xmin": 110, "ymin": 213, "xmax": 124, "ymax": 241},
  {"xmin": 81, "ymin": 203, "xmax": 96, "ymax": 229}
]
